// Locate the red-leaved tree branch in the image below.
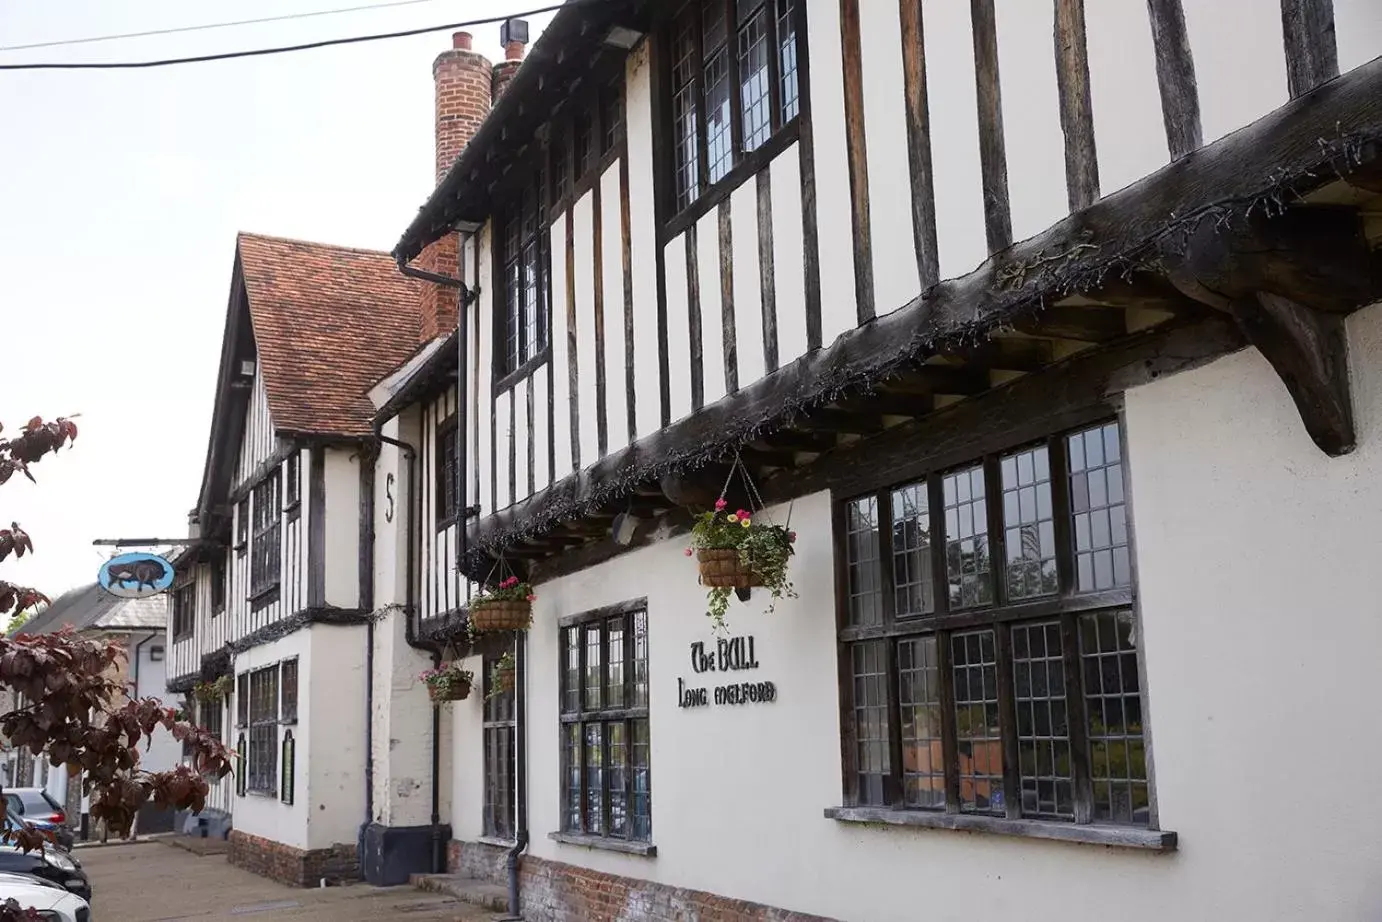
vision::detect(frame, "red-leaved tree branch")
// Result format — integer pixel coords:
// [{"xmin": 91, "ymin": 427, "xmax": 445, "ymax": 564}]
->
[{"xmin": 0, "ymin": 417, "xmax": 233, "ymax": 921}]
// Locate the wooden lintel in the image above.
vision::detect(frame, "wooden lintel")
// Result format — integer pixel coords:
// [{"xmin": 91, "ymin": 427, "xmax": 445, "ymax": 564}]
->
[
  {"xmin": 758, "ymin": 430, "xmax": 836, "ymax": 453},
  {"xmin": 1011, "ymin": 305, "xmax": 1127, "ymax": 342},
  {"xmin": 791, "ymin": 408, "xmax": 886, "ymax": 434},
  {"xmin": 1163, "ymin": 205, "xmax": 1377, "ymax": 314},
  {"xmin": 1230, "ymin": 292, "xmax": 1355, "ymax": 456},
  {"xmin": 833, "ymin": 392, "xmax": 930, "ymax": 418}
]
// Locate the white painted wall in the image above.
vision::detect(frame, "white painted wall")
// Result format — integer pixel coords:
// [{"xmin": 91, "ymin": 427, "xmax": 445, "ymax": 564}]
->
[
  {"xmin": 437, "ymin": 302, "xmax": 1382, "ymax": 922},
  {"xmin": 305, "ymin": 623, "xmax": 367, "ymax": 850},
  {"xmin": 370, "ymin": 609, "xmax": 436, "ymax": 828},
  {"xmin": 323, "ymin": 448, "xmax": 361, "ymax": 610},
  {"xmin": 131, "ymin": 634, "xmax": 180, "ymax": 775}
]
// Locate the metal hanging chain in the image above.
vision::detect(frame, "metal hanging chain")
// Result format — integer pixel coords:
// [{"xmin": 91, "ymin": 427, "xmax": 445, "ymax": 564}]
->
[{"xmin": 717, "ymin": 452, "xmax": 775, "ymax": 523}]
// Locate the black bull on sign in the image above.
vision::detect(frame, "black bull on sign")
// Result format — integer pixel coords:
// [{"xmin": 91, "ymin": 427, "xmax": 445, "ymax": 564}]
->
[{"xmin": 107, "ymin": 559, "xmax": 169, "ymax": 592}]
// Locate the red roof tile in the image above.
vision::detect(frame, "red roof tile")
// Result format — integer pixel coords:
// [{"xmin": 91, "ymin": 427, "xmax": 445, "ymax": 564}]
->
[{"xmin": 236, "ymin": 232, "xmax": 422, "ymax": 438}]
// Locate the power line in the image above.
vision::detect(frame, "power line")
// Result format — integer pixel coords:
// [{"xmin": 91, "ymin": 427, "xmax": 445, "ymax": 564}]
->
[
  {"xmin": 0, "ymin": 0, "xmax": 457, "ymax": 53},
  {"xmin": 0, "ymin": 2, "xmax": 576, "ymax": 71}
]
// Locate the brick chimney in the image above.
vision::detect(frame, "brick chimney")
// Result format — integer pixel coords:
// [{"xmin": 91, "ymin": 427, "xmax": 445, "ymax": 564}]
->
[
  {"xmin": 419, "ymin": 31, "xmax": 492, "ymax": 342},
  {"xmin": 492, "ymin": 39, "xmax": 525, "ymax": 100}
]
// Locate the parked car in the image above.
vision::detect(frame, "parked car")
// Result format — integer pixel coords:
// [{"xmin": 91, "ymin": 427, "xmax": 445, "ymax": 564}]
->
[
  {"xmin": 0, "ymin": 876, "xmax": 90, "ymax": 921},
  {"xmin": 2, "ymin": 790, "xmax": 74, "ymax": 850},
  {"xmin": 0, "ymin": 814, "xmax": 88, "ymax": 902}
]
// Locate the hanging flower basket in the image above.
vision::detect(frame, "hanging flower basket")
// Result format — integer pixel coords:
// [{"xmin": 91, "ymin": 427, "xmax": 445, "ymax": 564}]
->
[
  {"xmin": 687, "ymin": 494, "xmax": 797, "ymax": 631},
  {"xmin": 421, "ymin": 663, "xmax": 474, "ymax": 702},
  {"xmin": 488, "ymin": 652, "xmax": 516, "ymax": 699},
  {"xmin": 696, "ymin": 548, "xmax": 763, "ymax": 589},
  {"xmin": 468, "ymin": 577, "xmax": 535, "ymax": 632},
  {"xmin": 193, "ymin": 674, "xmax": 233, "ymax": 703}
]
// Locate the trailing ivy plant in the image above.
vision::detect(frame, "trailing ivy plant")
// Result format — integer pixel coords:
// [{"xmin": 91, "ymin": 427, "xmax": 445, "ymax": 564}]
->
[
  {"xmin": 486, "ymin": 651, "xmax": 516, "ymax": 701},
  {"xmin": 687, "ymin": 499, "xmax": 797, "ymax": 630}
]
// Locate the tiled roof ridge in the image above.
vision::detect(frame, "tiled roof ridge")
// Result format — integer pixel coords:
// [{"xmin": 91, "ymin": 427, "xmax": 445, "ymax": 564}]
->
[{"xmin": 236, "ymin": 230, "xmax": 395, "ymax": 259}]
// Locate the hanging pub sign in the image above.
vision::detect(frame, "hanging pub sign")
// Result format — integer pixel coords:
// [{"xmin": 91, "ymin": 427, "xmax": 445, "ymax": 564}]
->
[{"xmin": 98, "ymin": 552, "xmax": 175, "ymax": 598}]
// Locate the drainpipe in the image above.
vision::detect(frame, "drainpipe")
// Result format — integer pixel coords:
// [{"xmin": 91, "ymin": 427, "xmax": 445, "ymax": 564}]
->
[
  {"xmin": 396, "ymin": 243, "xmax": 480, "ymax": 877},
  {"xmin": 360, "ymin": 445, "xmax": 377, "ymax": 850},
  {"xmin": 505, "ymin": 632, "xmax": 528, "ymax": 918},
  {"xmin": 130, "ymin": 632, "xmax": 154, "ymax": 698}
]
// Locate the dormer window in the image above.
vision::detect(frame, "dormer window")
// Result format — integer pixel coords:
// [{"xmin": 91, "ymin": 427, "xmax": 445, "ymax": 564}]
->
[{"xmin": 665, "ymin": 0, "xmax": 804, "ymax": 216}]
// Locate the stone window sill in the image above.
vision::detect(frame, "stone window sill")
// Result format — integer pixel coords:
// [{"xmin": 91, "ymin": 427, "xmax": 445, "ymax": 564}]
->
[
  {"xmin": 548, "ymin": 831, "xmax": 657, "ymax": 857},
  {"xmin": 824, "ymin": 806, "xmax": 1177, "ymax": 852},
  {"xmin": 476, "ymin": 836, "xmax": 515, "ymax": 849}
]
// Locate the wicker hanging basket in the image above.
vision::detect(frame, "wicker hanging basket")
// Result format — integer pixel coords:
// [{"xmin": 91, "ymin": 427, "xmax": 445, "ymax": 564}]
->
[
  {"xmin": 493, "ymin": 660, "xmax": 516, "ymax": 694},
  {"xmin": 427, "ymin": 674, "xmax": 472, "ymax": 703},
  {"xmin": 697, "ymin": 548, "xmax": 764, "ymax": 589},
  {"xmin": 469, "ymin": 598, "xmax": 532, "ymax": 632}
]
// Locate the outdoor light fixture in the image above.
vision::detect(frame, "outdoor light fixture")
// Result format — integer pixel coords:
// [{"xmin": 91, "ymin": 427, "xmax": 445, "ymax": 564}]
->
[
  {"xmin": 453, "ymin": 219, "xmax": 484, "ymax": 234},
  {"xmin": 238, "ymin": 359, "xmax": 255, "ymax": 378},
  {"xmin": 611, "ymin": 511, "xmax": 641, "ymax": 546},
  {"xmin": 150, "ymin": 646, "xmax": 164, "ymax": 662},
  {"xmin": 603, "ymin": 25, "xmax": 643, "ymax": 50}
]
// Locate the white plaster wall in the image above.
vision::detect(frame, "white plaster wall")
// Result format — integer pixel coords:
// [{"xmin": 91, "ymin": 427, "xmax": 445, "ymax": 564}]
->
[
  {"xmin": 373, "ymin": 415, "xmax": 410, "ymax": 612},
  {"xmin": 323, "ymin": 448, "xmax": 360, "ymax": 609},
  {"xmin": 439, "ymin": 303, "xmax": 1382, "ymax": 922},
  {"xmin": 370, "ymin": 609, "xmax": 436, "ymax": 828},
  {"xmin": 306, "ymin": 623, "xmax": 367, "ymax": 850},
  {"xmin": 232, "ymin": 628, "xmax": 312, "ymax": 851},
  {"xmin": 132, "ymin": 635, "xmax": 180, "ymax": 774},
  {"xmin": 447, "ymin": 651, "xmax": 486, "ymax": 841}
]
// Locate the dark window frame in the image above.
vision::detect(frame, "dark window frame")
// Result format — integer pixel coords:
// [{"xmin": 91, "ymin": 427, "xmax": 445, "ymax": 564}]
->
[
  {"xmin": 171, "ymin": 581, "xmax": 195, "ymax": 641},
  {"xmin": 436, "ymin": 415, "xmax": 461, "ymax": 528},
  {"xmin": 235, "ymin": 498, "xmax": 249, "ymax": 556},
  {"xmin": 245, "ymin": 665, "xmax": 279, "ymax": 795},
  {"xmin": 835, "ymin": 419, "xmax": 1154, "ymax": 831},
  {"xmin": 249, "ymin": 470, "xmax": 281, "ymax": 607},
  {"xmin": 659, "ymin": 0, "xmax": 805, "ymax": 235},
  {"xmin": 236, "ymin": 673, "xmax": 249, "ymax": 728},
  {"xmin": 200, "ymin": 694, "xmax": 224, "ymax": 746},
  {"xmin": 493, "ymin": 170, "xmax": 551, "ymax": 386},
  {"xmin": 558, "ymin": 600, "xmax": 652, "ymax": 846},
  {"xmin": 211, "ymin": 553, "xmax": 227, "ymax": 616},
  {"xmin": 483, "ymin": 647, "xmax": 517, "ymax": 842},
  {"xmin": 279, "ymin": 658, "xmax": 299, "ymax": 724},
  {"xmin": 284, "ymin": 452, "xmax": 302, "ymax": 520}
]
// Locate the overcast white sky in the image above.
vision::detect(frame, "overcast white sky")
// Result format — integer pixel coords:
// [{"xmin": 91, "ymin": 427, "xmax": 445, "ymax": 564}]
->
[{"xmin": 0, "ymin": 0, "xmax": 554, "ymax": 600}]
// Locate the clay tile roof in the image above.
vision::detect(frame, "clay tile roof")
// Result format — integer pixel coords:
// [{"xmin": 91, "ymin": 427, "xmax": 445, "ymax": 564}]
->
[{"xmin": 236, "ymin": 232, "xmax": 423, "ymax": 438}]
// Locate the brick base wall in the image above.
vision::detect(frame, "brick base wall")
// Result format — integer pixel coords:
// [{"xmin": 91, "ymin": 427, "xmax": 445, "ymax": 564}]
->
[
  {"xmin": 447, "ymin": 839, "xmax": 836, "ymax": 922},
  {"xmin": 228, "ymin": 830, "xmax": 360, "ymax": 887}
]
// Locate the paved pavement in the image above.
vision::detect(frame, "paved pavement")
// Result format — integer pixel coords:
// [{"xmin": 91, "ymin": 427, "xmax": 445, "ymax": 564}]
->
[{"xmin": 77, "ymin": 840, "xmax": 495, "ymax": 922}]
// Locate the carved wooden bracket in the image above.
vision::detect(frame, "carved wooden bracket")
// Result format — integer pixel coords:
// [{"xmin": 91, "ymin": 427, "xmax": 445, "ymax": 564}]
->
[
  {"xmin": 1230, "ymin": 292, "xmax": 1354, "ymax": 455},
  {"xmin": 1158, "ymin": 205, "xmax": 1375, "ymax": 456}
]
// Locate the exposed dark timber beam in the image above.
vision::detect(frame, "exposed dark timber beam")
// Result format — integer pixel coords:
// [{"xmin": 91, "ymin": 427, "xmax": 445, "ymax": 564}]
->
[
  {"xmin": 758, "ymin": 430, "xmax": 836, "ymax": 452},
  {"xmin": 738, "ymin": 446, "xmax": 799, "ymax": 470},
  {"xmin": 1163, "ymin": 206, "xmax": 1377, "ymax": 314},
  {"xmin": 941, "ymin": 337, "xmax": 1054, "ymax": 372},
  {"xmin": 1280, "ymin": 0, "xmax": 1339, "ymax": 98},
  {"xmin": 833, "ymin": 392, "xmax": 932, "ymax": 418},
  {"xmin": 1010, "ymin": 305, "xmax": 1127, "ymax": 342},
  {"xmin": 1231, "ymin": 292, "xmax": 1354, "ymax": 455},
  {"xmin": 459, "ymin": 59, "xmax": 1382, "ymax": 572},
  {"xmin": 1054, "ymin": 0, "xmax": 1100, "ymax": 211},
  {"xmin": 971, "ymin": 0, "xmax": 1013, "ymax": 253},
  {"xmin": 883, "ymin": 364, "xmax": 990, "ymax": 396},
  {"xmin": 1145, "ymin": 0, "xmax": 1203, "ymax": 159},
  {"xmin": 792, "ymin": 408, "xmax": 886, "ymax": 434}
]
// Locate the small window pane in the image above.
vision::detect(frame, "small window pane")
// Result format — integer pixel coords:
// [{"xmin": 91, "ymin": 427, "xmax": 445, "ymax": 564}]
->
[
  {"xmin": 631, "ymin": 718, "xmax": 652, "ymax": 841},
  {"xmin": 608, "ymin": 721, "xmax": 628, "ymax": 837},
  {"xmin": 563, "ymin": 723, "xmax": 581, "ymax": 831},
  {"xmin": 1012, "ymin": 621, "xmax": 1073, "ymax": 819},
  {"xmin": 1080, "ymin": 611, "xmax": 1149, "ymax": 826},
  {"xmin": 585, "ymin": 624, "xmax": 603, "ymax": 711},
  {"xmin": 890, "ymin": 483, "xmax": 933, "ymax": 617},
  {"xmin": 944, "ymin": 465, "xmax": 993, "ymax": 609},
  {"xmin": 1002, "ymin": 445, "xmax": 1058, "ymax": 600},
  {"xmin": 704, "ymin": 49, "xmax": 733, "ymax": 183},
  {"xmin": 846, "ymin": 496, "xmax": 882, "ymax": 626},
  {"xmin": 632, "ymin": 611, "xmax": 649, "ymax": 709},
  {"xmin": 672, "ymin": 83, "xmax": 701, "ymax": 209},
  {"xmin": 562, "ymin": 628, "xmax": 580, "ymax": 714},
  {"xmin": 777, "ymin": 0, "xmax": 799, "ymax": 122},
  {"xmin": 952, "ymin": 630, "xmax": 1002, "ymax": 814},
  {"xmin": 1069, "ymin": 423, "xmax": 1131, "ymax": 593},
  {"xmin": 898, "ymin": 637, "xmax": 944, "ymax": 808},
  {"xmin": 584, "ymin": 723, "xmax": 604, "ymax": 835},
  {"xmin": 851, "ymin": 641, "xmax": 890, "ymax": 805},
  {"xmin": 738, "ymin": 9, "xmax": 772, "ymax": 151},
  {"xmin": 607, "ymin": 617, "xmax": 626, "ymax": 708}
]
